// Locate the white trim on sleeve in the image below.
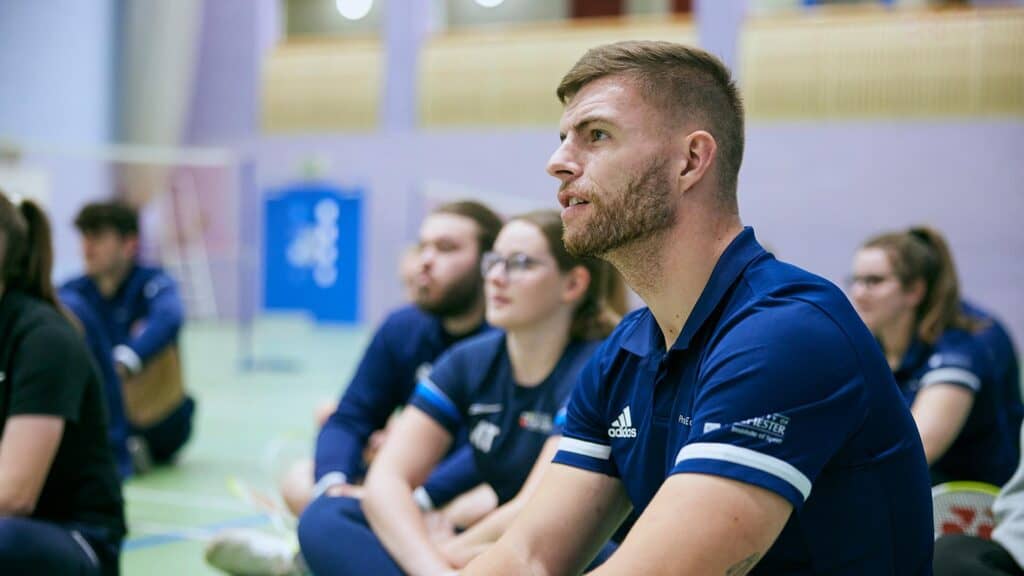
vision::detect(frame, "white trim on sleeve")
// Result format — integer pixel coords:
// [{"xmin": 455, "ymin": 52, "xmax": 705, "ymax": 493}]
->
[
  {"xmin": 920, "ymin": 367, "xmax": 981, "ymax": 392},
  {"xmin": 675, "ymin": 442, "xmax": 812, "ymax": 501},
  {"xmin": 558, "ymin": 437, "xmax": 611, "ymax": 460},
  {"xmin": 311, "ymin": 471, "xmax": 348, "ymax": 499},
  {"xmin": 412, "ymin": 486, "xmax": 435, "ymax": 512},
  {"xmin": 113, "ymin": 345, "xmax": 143, "ymax": 375}
]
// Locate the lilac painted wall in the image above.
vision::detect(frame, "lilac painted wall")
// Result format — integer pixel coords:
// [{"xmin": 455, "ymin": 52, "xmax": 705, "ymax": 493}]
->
[
  {"xmin": 248, "ymin": 120, "xmax": 1024, "ymax": 345},
  {"xmin": 0, "ymin": 0, "xmax": 115, "ymax": 282},
  {"xmin": 185, "ymin": 0, "xmax": 279, "ymax": 146},
  {"xmin": 742, "ymin": 121, "xmax": 1024, "ymax": 342}
]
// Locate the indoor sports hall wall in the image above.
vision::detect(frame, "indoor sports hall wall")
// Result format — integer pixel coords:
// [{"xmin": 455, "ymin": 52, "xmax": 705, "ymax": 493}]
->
[
  {"xmin": 252, "ymin": 5, "xmax": 1024, "ymax": 340},
  {"xmin": 247, "ymin": 118, "xmax": 1024, "ymax": 341}
]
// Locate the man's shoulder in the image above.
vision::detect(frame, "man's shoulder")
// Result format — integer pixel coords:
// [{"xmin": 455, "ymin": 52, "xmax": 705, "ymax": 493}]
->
[
  {"xmin": 133, "ymin": 265, "xmax": 176, "ymax": 286},
  {"xmin": 380, "ymin": 304, "xmax": 438, "ymax": 333},
  {"xmin": 711, "ymin": 262, "xmax": 875, "ymax": 372},
  {"xmin": 730, "ymin": 258, "xmax": 862, "ymax": 339},
  {"xmin": 60, "ymin": 275, "xmax": 93, "ymax": 294}
]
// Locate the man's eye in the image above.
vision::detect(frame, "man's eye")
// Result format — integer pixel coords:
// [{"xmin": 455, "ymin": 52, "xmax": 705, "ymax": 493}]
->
[{"xmin": 591, "ymin": 129, "xmax": 609, "ymax": 141}]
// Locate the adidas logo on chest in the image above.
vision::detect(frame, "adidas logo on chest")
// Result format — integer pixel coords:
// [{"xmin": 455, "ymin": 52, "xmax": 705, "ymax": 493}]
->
[{"xmin": 608, "ymin": 405, "xmax": 638, "ymax": 438}]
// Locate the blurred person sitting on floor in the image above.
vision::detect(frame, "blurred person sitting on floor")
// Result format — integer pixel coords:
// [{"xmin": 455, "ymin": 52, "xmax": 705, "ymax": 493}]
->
[
  {"xmin": 61, "ymin": 200, "xmax": 194, "ymax": 472},
  {"xmin": 0, "ymin": 190, "xmax": 125, "ymax": 575},
  {"xmin": 850, "ymin": 226, "xmax": 1017, "ymax": 486},
  {"xmin": 935, "ymin": 422, "xmax": 1024, "ymax": 576},
  {"xmin": 206, "ymin": 200, "xmax": 503, "ymax": 576},
  {"xmin": 298, "ymin": 210, "xmax": 624, "ymax": 575},
  {"xmin": 962, "ymin": 300, "xmax": 1022, "ymax": 453}
]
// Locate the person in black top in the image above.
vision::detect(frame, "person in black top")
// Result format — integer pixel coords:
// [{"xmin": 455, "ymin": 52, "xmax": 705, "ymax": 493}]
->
[{"xmin": 0, "ymin": 190, "xmax": 125, "ymax": 575}]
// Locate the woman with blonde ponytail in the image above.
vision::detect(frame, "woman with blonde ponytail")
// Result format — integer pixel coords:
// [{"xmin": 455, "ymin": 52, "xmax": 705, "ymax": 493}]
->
[
  {"xmin": 0, "ymin": 190, "xmax": 125, "ymax": 574},
  {"xmin": 850, "ymin": 225, "xmax": 1016, "ymax": 485}
]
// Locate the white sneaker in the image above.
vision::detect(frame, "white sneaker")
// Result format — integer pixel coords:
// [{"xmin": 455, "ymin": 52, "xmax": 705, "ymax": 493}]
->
[{"xmin": 204, "ymin": 528, "xmax": 302, "ymax": 576}]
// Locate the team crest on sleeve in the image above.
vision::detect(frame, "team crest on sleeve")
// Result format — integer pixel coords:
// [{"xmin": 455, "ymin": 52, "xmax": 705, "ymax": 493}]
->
[
  {"xmin": 608, "ymin": 405, "xmax": 638, "ymax": 438},
  {"xmin": 730, "ymin": 413, "xmax": 789, "ymax": 444}
]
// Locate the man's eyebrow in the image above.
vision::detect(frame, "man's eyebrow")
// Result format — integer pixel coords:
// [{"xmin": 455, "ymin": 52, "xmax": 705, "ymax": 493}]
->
[{"xmin": 559, "ymin": 115, "xmax": 615, "ymax": 141}]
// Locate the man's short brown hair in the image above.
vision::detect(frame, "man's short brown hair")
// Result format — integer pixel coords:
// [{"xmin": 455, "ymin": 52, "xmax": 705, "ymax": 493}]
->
[
  {"xmin": 557, "ymin": 41, "xmax": 745, "ymax": 202},
  {"xmin": 74, "ymin": 200, "xmax": 139, "ymax": 237},
  {"xmin": 431, "ymin": 200, "xmax": 503, "ymax": 256}
]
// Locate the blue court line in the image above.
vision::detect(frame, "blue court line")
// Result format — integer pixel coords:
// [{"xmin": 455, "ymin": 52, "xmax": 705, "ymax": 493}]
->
[{"xmin": 123, "ymin": 513, "xmax": 272, "ymax": 551}]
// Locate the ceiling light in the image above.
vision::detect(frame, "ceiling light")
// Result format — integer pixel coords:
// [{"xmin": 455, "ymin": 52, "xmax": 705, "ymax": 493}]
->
[{"xmin": 335, "ymin": 0, "xmax": 373, "ymax": 20}]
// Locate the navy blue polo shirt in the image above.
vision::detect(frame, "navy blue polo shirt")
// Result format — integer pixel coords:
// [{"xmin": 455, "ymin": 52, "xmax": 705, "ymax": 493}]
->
[
  {"xmin": 411, "ymin": 332, "xmax": 599, "ymax": 504},
  {"xmin": 894, "ymin": 328, "xmax": 1017, "ymax": 486},
  {"xmin": 554, "ymin": 228, "xmax": 933, "ymax": 574}
]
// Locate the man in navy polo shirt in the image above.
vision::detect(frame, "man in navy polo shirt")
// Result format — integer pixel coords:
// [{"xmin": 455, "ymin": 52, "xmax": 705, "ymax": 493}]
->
[{"xmin": 464, "ymin": 41, "xmax": 933, "ymax": 575}]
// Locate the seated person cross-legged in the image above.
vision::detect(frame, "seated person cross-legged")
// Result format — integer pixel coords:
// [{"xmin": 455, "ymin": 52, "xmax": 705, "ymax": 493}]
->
[
  {"xmin": 297, "ymin": 210, "xmax": 623, "ymax": 575},
  {"xmin": 850, "ymin": 227, "xmax": 1017, "ymax": 486},
  {"xmin": 0, "ymin": 191, "xmax": 125, "ymax": 576},
  {"xmin": 61, "ymin": 200, "xmax": 195, "ymax": 471}
]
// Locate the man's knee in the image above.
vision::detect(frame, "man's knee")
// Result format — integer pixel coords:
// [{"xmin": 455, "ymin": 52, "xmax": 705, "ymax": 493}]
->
[{"xmin": 279, "ymin": 459, "xmax": 314, "ymax": 517}]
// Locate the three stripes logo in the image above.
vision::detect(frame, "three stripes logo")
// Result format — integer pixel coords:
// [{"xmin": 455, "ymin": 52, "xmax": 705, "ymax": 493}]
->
[{"xmin": 608, "ymin": 406, "xmax": 638, "ymax": 439}]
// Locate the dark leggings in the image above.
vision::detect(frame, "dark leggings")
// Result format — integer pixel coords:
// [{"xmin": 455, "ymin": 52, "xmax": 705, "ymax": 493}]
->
[
  {"xmin": 935, "ymin": 534, "xmax": 1024, "ymax": 576},
  {"xmin": 0, "ymin": 517, "xmax": 120, "ymax": 576},
  {"xmin": 134, "ymin": 396, "xmax": 195, "ymax": 463},
  {"xmin": 297, "ymin": 495, "xmax": 617, "ymax": 576}
]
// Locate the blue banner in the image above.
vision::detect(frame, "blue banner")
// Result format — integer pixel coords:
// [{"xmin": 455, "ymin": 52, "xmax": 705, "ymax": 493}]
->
[{"xmin": 264, "ymin": 184, "xmax": 362, "ymax": 323}]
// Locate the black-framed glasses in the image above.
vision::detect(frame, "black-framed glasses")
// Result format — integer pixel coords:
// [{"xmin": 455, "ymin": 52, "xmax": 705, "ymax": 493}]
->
[{"xmin": 481, "ymin": 251, "xmax": 546, "ymax": 280}]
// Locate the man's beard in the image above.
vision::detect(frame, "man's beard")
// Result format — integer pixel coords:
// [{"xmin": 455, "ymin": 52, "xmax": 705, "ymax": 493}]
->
[
  {"xmin": 563, "ymin": 156, "xmax": 676, "ymax": 259},
  {"xmin": 414, "ymin": 265, "xmax": 484, "ymax": 320}
]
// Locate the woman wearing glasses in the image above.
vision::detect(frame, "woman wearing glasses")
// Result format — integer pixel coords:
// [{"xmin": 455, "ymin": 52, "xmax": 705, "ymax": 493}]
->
[
  {"xmin": 297, "ymin": 210, "xmax": 623, "ymax": 575},
  {"xmin": 849, "ymin": 226, "xmax": 1015, "ymax": 486}
]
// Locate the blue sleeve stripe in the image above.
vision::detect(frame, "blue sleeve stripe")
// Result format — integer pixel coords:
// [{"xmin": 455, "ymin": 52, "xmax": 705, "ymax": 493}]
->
[
  {"xmin": 920, "ymin": 367, "xmax": 981, "ymax": 392},
  {"xmin": 675, "ymin": 442, "xmax": 812, "ymax": 501},
  {"xmin": 558, "ymin": 436, "xmax": 611, "ymax": 460},
  {"xmin": 554, "ymin": 408, "xmax": 567, "ymax": 428},
  {"xmin": 414, "ymin": 379, "xmax": 461, "ymax": 424}
]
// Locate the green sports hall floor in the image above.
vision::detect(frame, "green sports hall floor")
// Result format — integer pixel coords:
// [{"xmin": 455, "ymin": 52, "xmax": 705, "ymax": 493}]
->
[{"xmin": 121, "ymin": 316, "xmax": 368, "ymax": 575}]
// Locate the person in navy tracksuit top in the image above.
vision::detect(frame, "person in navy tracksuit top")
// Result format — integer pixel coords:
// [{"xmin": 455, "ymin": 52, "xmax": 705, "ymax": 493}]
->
[
  {"xmin": 962, "ymin": 300, "xmax": 1022, "ymax": 452},
  {"xmin": 298, "ymin": 210, "xmax": 624, "ymax": 575},
  {"xmin": 60, "ymin": 200, "xmax": 194, "ymax": 469},
  {"xmin": 851, "ymin": 227, "xmax": 1017, "ymax": 486}
]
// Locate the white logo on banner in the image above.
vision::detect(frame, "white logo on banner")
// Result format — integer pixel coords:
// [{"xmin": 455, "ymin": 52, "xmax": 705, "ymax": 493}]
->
[{"xmin": 287, "ymin": 199, "xmax": 341, "ymax": 288}]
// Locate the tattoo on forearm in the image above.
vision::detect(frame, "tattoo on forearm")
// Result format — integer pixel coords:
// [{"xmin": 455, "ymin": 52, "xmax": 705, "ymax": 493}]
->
[{"xmin": 725, "ymin": 553, "xmax": 761, "ymax": 576}]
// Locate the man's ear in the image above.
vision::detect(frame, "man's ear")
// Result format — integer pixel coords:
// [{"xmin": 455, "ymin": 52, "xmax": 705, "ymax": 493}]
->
[{"xmin": 678, "ymin": 130, "xmax": 717, "ymax": 193}]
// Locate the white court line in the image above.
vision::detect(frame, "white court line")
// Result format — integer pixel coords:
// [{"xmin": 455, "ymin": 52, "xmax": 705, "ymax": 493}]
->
[
  {"xmin": 124, "ymin": 486, "xmax": 257, "ymax": 513},
  {"xmin": 129, "ymin": 520, "xmax": 217, "ymax": 542}
]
